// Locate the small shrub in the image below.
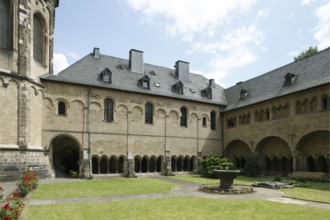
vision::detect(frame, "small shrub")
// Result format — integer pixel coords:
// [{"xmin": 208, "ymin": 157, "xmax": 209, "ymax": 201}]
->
[
  {"xmin": 17, "ymin": 170, "xmax": 39, "ymax": 197},
  {"xmin": 199, "ymin": 157, "xmax": 233, "ymax": 178},
  {"xmin": 273, "ymin": 176, "xmax": 282, "ymax": 182},
  {"xmin": 0, "ymin": 193, "xmax": 25, "ymax": 220},
  {"xmin": 243, "ymin": 156, "xmax": 261, "ymax": 177},
  {"xmin": 0, "ymin": 187, "xmax": 4, "ymax": 200}
]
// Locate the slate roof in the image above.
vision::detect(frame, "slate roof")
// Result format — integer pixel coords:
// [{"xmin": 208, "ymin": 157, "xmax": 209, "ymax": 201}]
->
[
  {"xmin": 42, "ymin": 51, "xmax": 227, "ymax": 106},
  {"xmin": 224, "ymin": 47, "xmax": 330, "ymax": 111}
]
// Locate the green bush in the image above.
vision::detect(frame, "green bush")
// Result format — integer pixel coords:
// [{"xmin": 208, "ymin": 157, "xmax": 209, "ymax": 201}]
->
[
  {"xmin": 199, "ymin": 157, "xmax": 233, "ymax": 178},
  {"xmin": 273, "ymin": 176, "xmax": 282, "ymax": 182},
  {"xmin": 243, "ymin": 156, "xmax": 261, "ymax": 177}
]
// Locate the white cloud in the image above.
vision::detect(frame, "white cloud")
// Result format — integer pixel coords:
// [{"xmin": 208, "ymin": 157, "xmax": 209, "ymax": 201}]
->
[
  {"xmin": 301, "ymin": 0, "xmax": 317, "ymax": 5},
  {"xmin": 53, "ymin": 52, "xmax": 69, "ymax": 74},
  {"xmin": 314, "ymin": 2, "xmax": 330, "ymax": 49},
  {"xmin": 188, "ymin": 26, "xmax": 263, "ymax": 84},
  {"xmin": 126, "ymin": 0, "xmax": 258, "ymax": 39}
]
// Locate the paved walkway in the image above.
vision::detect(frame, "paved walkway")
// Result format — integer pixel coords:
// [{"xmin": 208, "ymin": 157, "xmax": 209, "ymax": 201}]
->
[{"xmin": 1, "ymin": 176, "xmax": 329, "ymax": 210}]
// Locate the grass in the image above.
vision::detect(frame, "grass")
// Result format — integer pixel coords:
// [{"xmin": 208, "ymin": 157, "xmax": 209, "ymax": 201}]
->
[
  {"xmin": 25, "ymin": 196, "xmax": 330, "ymax": 220},
  {"xmin": 282, "ymin": 181, "xmax": 330, "ymax": 203},
  {"xmin": 171, "ymin": 174, "xmax": 330, "ymax": 203},
  {"xmin": 32, "ymin": 178, "xmax": 178, "ymax": 199}
]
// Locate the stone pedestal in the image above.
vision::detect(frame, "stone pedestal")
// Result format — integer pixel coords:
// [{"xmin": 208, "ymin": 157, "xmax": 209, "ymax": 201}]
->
[
  {"xmin": 162, "ymin": 155, "xmax": 174, "ymax": 176},
  {"xmin": 126, "ymin": 158, "xmax": 137, "ymax": 178},
  {"xmin": 214, "ymin": 170, "xmax": 240, "ymax": 189}
]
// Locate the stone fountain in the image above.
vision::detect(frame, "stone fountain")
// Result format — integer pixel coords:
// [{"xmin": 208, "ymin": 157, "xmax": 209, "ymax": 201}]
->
[{"xmin": 213, "ymin": 169, "xmax": 240, "ymax": 189}]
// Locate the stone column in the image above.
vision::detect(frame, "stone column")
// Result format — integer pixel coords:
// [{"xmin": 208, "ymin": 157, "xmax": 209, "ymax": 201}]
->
[
  {"xmin": 126, "ymin": 153, "xmax": 136, "ymax": 178},
  {"xmin": 162, "ymin": 150, "xmax": 174, "ymax": 176}
]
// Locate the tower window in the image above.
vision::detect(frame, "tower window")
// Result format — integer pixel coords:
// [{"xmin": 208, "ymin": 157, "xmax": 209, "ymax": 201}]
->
[
  {"xmin": 104, "ymin": 98, "xmax": 114, "ymax": 122},
  {"xmin": 58, "ymin": 101, "xmax": 66, "ymax": 116},
  {"xmin": 145, "ymin": 103, "xmax": 153, "ymax": 124},
  {"xmin": 0, "ymin": 0, "xmax": 11, "ymax": 49},
  {"xmin": 33, "ymin": 13, "xmax": 46, "ymax": 64},
  {"xmin": 180, "ymin": 107, "xmax": 187, "ymax": 127}
]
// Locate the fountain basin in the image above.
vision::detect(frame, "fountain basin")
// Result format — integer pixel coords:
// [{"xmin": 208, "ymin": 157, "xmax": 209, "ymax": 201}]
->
[{"xmin": 213, "ymin": 169, "xmax": 240, "ymax": 189}]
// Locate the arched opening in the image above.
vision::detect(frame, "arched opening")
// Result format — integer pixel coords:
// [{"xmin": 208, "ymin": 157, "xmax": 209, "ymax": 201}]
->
[
  {"xmin": 171, "ymin": 156, "xmax": 177, "ymax": 172},
  {"xmin": 156, "ymin": 156, "xmax": 163, "ymax": 172},
  {"xmin": 183, "ymin": 156, "xmax": 189, "ymax": 171},
  {"xmin": 92, "ymin": 156, "xmax": 99, "ymax": 174},
  {"xmin": 51, "ymin": 135, "xmax": 81, "ymax": 177},
  {"xmin": 118, "ymin": 156, "xmax": 125, "ymax": 173},
  {"xmin": 134, "ymin": 156, "xmax": 141, "ymax": 173},
  {"xmin": 100, "ymin": 156, "xmax": 108, "ymax": 174},
  {"xmin": 141, "ymin": 156, "xmax": 148, "ymax": 173},
  {"xmin": 177, "ymin": 156, "xmax": 183, "ymax": 172},
  {"xmin": 265, "ymin": 156, "xmax": 271, "ymax": 171},
  {"xmin": 225, "ymin": 140, "xmax": 252, "ymax": 167},
  {"xmin": 296, "ymin": 131, "xmax": 329, "ymax": 172},
  {"xmin": 316, "ymin": 156, "xmax": 327, "ymax": 173},
  {"xmin": 149, "ymin": 156, "xmax": 156, "ymax": 172},
  {"xmin": 189, "ymin": 156, "xmax": 196, "ymax": 172},
  {"xmin": 109, "ymin": 156, "xmax": 117, "ymax": 173},
  {"xmin": 255, "ymin": 136, "xmax": 291, "ymax": 175},
  {"xmin": 280, "ymin": 156, "xmax": 287, "ymax": 173},
  {"xmin": 307, "ymin": 156, "xmax": 316, "ymax": 172}
]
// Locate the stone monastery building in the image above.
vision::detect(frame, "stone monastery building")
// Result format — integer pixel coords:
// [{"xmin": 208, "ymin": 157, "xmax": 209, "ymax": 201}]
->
[{"xmin": 0, "ymin": 0, "xmax": 329, "ymax": 181}]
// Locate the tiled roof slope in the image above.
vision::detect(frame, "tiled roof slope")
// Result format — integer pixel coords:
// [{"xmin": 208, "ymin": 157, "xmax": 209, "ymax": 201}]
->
[
  {"xmin": 42, "ymin": 52, "xmax": 227, "ymax": 106},
  {"xmin": 224, "ymin": 47, "xmax": 330, "ymax": 111}
]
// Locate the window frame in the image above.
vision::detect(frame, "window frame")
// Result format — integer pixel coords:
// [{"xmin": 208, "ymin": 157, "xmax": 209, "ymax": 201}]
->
[
  {"xmin": 145, "ymin": 103, "xmax": 153, "ymax": 124},
  {"xmin": 0, "ymin": 0, "xmax": 12, "ymax": 49},
  {"xmin": 33, "ymin": 13, "xmax": 46, "ymax": 65},
  {"xmin": 58, "ymin": 101, "xmax": 66, "ymax": 116},
  {"xmin": 210, "ymin": 111, "xmax": 216, "ymax": 130},
  {"xmin": 104, "ymin": 98, "xmax": 114, "ymax": 122},
  {"xmin": 180, "ymin": 107, "xmax": 187, "ymax": 127}
]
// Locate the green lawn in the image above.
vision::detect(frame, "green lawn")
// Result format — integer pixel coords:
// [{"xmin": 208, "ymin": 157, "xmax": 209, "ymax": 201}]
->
[
  {"xmin": 171, "ymin": 174, "xmax": 330, "ymax": 203},
  {"xmin": 32, "ymin": 178, "xmax": 178, "ymax": 199},
  {"xmin": 25, "ymin": 197, "xmax": 330, "ymax": 220}
]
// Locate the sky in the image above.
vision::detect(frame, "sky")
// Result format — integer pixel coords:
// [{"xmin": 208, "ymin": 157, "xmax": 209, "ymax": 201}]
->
[{"xmin": 53, "ymin": 0, "xmax": 330, "ymax": 88}]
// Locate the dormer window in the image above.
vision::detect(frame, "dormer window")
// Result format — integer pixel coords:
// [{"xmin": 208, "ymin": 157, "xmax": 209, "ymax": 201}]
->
[
  {"xmin": 240, "ymin": 89, "xmax": 249, "ymax": 99},
  {"xmin": 284, "ymin": 73, "xmax": 297, "ymax": 86},
  {"xmin": 117, "ymin": 65, "xmax": 124, "ymax": 69},
  {"xmin": 138, "ymin": 75, "xmax": 150, "ymax": 89},
  {"xmin": 172, "ymin": 81, "xmax": 183, "ymax": 95},
  {"xmin": 149, "ymin": 71, "xmax": 156, "ymax": 75},
  {"xmin": 100, "ymin": 68, "xmax": 112, "ymax": 83},
  {"xmin": 201, "ymin": 87, "xmax": 212, "ymax": 99}
]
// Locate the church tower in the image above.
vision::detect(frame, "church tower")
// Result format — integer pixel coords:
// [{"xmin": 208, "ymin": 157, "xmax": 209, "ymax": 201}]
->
[{"xmin": 0, "ymin": 0, "xmax": 59, "ymax": 181}]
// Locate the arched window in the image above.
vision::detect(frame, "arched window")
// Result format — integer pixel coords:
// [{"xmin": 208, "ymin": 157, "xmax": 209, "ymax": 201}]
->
[
  {"xmin": 145, "ymin": 103, "xmax": 153, "ymax": 124},
  {"xmin": 210, "ymin": 111, "xmax": 216, "ymax": 130},
  {"xmin": 180, "ymin": 107, "xmax": 187, "ymax": 127},
  {"xmin": 202, "ymin": 117, "xmax": 207, "ymax": 127},
  {"xmin": 0, "ymin": 0, "xmax": 11, "ymax": 48},
  {"xmin": 33, "ymin": 13, "xmax": 46, "ymax": 64},
  {"xmin": 104, "ymin": 98, "xmax": 114, "ymax": 122},
  {"xmin": 58, "ymin": 101, "xmax": 66, "ymax": 116}
]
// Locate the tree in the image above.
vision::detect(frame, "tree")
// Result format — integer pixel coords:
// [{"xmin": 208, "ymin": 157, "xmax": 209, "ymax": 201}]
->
[{"xmin": 294, "ymin": 46, "xmax": 318, "ymax": 61}]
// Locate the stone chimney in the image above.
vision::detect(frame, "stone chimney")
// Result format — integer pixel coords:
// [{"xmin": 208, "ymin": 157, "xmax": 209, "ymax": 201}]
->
[
  {"xmin": 92, "ymin": 47, "xmax": 100, "ymax": 58},
  {"xmin": 175, "ymin": 60, "xmax": 189, "ymax": 82},
  {"xmin": 209, "ymin": 79, "xmax": 215, "ymax": 88},
  {"xmin": 129, "ymin": 49, "xmax": 144, "ymax": 74}
]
